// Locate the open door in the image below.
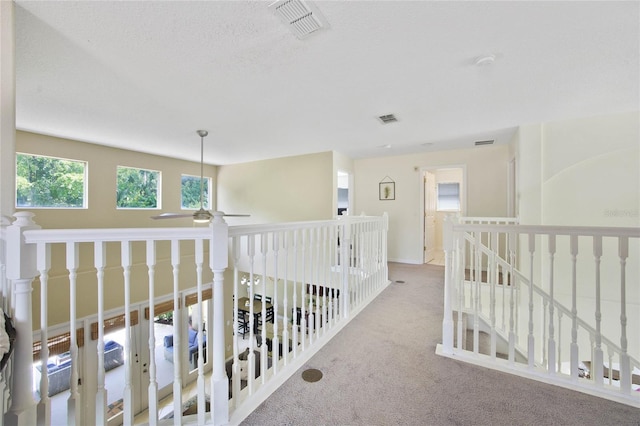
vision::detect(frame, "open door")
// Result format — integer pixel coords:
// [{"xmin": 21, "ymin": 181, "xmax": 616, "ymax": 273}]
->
[{"xmin": 424, "ymin": 171, "xmax": 436, "ymax": 263}]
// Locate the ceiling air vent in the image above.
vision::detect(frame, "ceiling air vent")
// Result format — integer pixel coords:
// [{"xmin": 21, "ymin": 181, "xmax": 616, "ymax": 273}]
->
[
  {"xmin": 269, "ymin": 0, "xmax": 328, "ymax": 39},
  {"xmin": 378, "ymin": 114, "xmax": 398, "ymax": 124},
  {"xmin": 474, "ymin": 140, "xmax": 494, "ymax": 146}
]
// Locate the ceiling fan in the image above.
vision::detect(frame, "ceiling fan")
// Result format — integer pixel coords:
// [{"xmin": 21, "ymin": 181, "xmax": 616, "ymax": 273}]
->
[{"xmin": 151, "ymin": 130, "xmax": 248, "ymax": 223}]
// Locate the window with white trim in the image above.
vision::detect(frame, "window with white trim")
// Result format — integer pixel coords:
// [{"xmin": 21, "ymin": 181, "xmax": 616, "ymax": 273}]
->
[
  {"xmin": 16, "ymin": 153, "xmax": 87, "ymax": 208},
  {"xmin": 116, "ymin": 166, "xmax": 160, "ymax": 209}
]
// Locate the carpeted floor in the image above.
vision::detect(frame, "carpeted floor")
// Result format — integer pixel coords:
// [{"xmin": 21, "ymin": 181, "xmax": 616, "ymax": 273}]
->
[{"xmin": 241, "ymin": 262, "xmax": 640, "ymax": 426}]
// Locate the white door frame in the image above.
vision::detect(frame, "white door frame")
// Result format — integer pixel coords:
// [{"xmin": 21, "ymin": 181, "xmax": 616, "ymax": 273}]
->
[{"xmin": 419, "ymin": 165, "xmax": 467, "ymax": 263}]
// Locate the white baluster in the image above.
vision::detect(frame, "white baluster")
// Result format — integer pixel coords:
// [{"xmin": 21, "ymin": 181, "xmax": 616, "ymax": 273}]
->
[
  {"xmin": 542, "ymin": 299, "xmax": 548, "ymax": 366},
  {"xmin": 231, "ymin": 236, "xmax": 241, "ymax": 408},
  {"xmin": 292, "ymin": 230, "xmax": 299, "ymax": 357},
  {"xmin": 473, "ymin": 232, "xmax": 480, "ymax": 355},
  {"xmin": 312, "ymin": 228, "xmax": 320, "ymax": 339},
  {"xmin": 246, "ymin": 234, "xmax": 256, "ymax": 394},
  {"xmin": 259, "ymin": 232, "xmax": 268, "ymax": 382},
  {"xmin": 94, "ymin": 242, "xmax": 107, "ymax": 426},
  {"xmin": 170, "ymin": 239, "xmax": 183, "ymax": 424},
  {"xmin": 318, "ymin": 226, "xmax": 329, "ymax": 335},
  {"xmin": 121, "ymin": 241, "xmax": 133, "ymax": 426},
  {"xmin": 618, "ymin": 236, "xmax": 631, "ymax": 393},
  {"xmin": 570, "ymin": 235, "xmax": 579, "ymax": 382},
  {"xmin": 146, "ymin": 240, "xmax": 158, "ymax": 425},
  {"xmin": 508, "ymin": 231, "xmax": 516, "ymax": 364},
  {"xmin": 36, "ymin": 242, "xmax": 51, "ymax": 426},
  {"xmin": 194, "ymin": 239, "xmax": 205, "ymax": 425},
  {"xmin": 456, "ymin": 231, "xmax": 464, "ymax": 350},
  {"xmin": 557, "ymin": 311, "xmax": 563, "ymax": 374},
  {"xmin": 271, "ymin": 231, "xmax": 280, "ymax": 372},
  {"xmin": 489, "ymin": 231, "xmax": 497, "ymax": 359},
  {"xmin": 300, "ymin": 229, "xmax": 307, "ymax": 349},
  {"xmin": 340, "ymin": 219, "xmax": 351, "ymax": 319},
  {"xmin": 66, "ymin": 242, "xmax": 80, "ymax": 426},
  {"xmin": 547, "ymin": 234, "xmax": 556, "ymax": 374},
  {"xmin": 593, "ymin": 236, "xmax": 603, "ymax": 387},
  {"xmin": 282, "ymin": 231, "xmax": 290, "ymax": 365}
]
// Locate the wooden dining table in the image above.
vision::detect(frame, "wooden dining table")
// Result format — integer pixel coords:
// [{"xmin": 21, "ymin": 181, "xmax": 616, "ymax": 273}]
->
[{"xmin": 237, "ymin": 297, "xmax": 273, "ymax": 332}]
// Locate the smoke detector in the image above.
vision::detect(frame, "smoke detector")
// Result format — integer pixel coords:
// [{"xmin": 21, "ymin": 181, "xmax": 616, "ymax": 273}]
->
[
  {"xmin": 269, "ymin": 0, "xmax": 328, "ymax": 39},
  {"xmin": 475, "ymin": 54, "xmax": 496, "ymax": 66}
]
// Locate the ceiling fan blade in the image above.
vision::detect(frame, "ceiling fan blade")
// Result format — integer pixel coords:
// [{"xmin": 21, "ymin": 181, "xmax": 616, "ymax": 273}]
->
[
  {"xmin": 222, "ymin": 214, "xmax": 251, "ymax": 217},
  {"xmin": 150, "ymin": 213, "xmax": 194, "ymax": 220}
]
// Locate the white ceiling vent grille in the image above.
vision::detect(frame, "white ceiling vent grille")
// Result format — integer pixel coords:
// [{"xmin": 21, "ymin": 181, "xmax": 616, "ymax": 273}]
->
[
  {"xmin": 474, "ymin": 140, "xmax": 494, "ymax": 146},
  {"xmin": 269, "ymin": 0, "xmax": 328, "ymax": 39},
  {"xmin": 378, "ymin": 114, "xmax": 398, "ymax": 124}
]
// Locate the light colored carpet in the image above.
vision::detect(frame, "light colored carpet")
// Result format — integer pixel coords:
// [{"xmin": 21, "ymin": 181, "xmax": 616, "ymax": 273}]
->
[{"xmin": 241, "ymin": 262, "xmax": 640, "ymax": 426}]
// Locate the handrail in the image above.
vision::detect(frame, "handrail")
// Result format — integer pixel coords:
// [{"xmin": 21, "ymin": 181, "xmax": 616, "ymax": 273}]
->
[
  {"xmin": 465, "ymin": 232, "xmax": 640, "ymax": 371},
  {"xmin": 454, "ymin": 223, "xmax": 640, "ymax": 238}
]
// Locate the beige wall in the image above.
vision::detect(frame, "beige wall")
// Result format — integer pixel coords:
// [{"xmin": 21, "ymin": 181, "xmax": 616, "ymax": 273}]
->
[
  {"xmin": 216, "ymin": 151, "xmax": 335, "ymax": 224},
  {"xmin": 354, "ymin": 145, "xmax": 510, "ymax": 264},
  {"xmin": 16, "ymin": 131, "xmax": 216, "ymax": 325},
  {"xmin": 17, "ymin": 131, "xmax": 217, "ymax": 229}
]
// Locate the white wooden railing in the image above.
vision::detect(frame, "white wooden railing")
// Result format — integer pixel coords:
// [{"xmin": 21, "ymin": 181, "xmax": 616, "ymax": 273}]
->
[
  {"xmin": 437, "ymin": 217, "xmax": 640, "ymax": 408},
  {"xmin": 1, "ymin": 211, "xmax": 389, "ymax": 425}
]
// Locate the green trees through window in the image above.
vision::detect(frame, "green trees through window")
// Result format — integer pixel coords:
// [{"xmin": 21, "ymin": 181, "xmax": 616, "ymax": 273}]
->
[
  {"xmin": 16, "ymin": 153, "xmax": 86, "ymax": 208},
  {"xmin": 181, "ymin": 175, "xmax": 209, "ymax": 209},
  {"xmin": 116, "ymin": 166, "xmax": 160, "ymax": 208}
]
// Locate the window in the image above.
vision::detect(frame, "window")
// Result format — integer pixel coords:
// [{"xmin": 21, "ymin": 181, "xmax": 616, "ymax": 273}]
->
[
  {"xmin": 116, "ymin": 166, "xmax": 160, "ymax": 208},
  {"xmin": 437, "ymin": 182, "xmax": 460, "ymax": 211},
  {"xmin": 16, "ymin": 153, "xmax": 87, "ymax": 208},
  {"xmin": 181, "ymin": 174, "xmax": 210, "ymax": 209}
]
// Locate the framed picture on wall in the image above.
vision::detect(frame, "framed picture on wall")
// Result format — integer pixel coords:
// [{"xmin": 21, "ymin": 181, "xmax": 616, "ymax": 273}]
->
[{"xmin": 379, "ymin": 181, "xmax": 395, "ymax": 200}]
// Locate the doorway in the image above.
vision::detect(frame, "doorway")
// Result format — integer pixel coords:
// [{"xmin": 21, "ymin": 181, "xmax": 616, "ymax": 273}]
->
[
  {"xmin": 422, "ymin": 166, "xmax": 466, "ymax": 265},
  {"xmin": 337, "ymin": 171, "xmax": 350, "ymax": 216}
]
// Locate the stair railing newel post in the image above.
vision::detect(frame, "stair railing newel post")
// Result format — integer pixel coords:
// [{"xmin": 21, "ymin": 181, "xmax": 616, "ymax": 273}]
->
[
  {"xmin": 617, "ymin": 236, "xmax": 631, "ymax": 393},
  {"xmin": 441, "ymin": 215, "xmax": 455, "ymax": 355},
  {"xmin": 209, "ymin": 212, "xmax": 229, "ymax": 425},
  {"xmin": 5, "ymin": 211, "xmax": 39, "ymax": 426},
  {"xmin": 340, "ymin": 216, "xmax": 351, "ymax": 320}
]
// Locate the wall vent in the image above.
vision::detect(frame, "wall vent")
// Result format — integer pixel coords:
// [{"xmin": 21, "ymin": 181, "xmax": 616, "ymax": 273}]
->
[
  {"xmin": 269, "ymin": 0, "xmax": 328, "ymax": 39},
  {"xmin": 378, "ymin": 114, "xmax": 398, "ymax": 124},
  {"xmin": 474, "ymin": 140, "xmax": 494, "ymax": 146}
]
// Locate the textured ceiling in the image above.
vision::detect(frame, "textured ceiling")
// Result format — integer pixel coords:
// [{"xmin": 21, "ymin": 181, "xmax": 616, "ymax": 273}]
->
[{"xmin": 14, "ymin": 1, "xmax": 639, "ymax": 165}]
